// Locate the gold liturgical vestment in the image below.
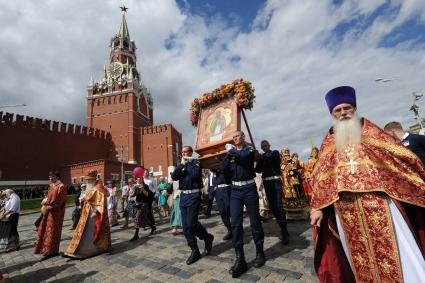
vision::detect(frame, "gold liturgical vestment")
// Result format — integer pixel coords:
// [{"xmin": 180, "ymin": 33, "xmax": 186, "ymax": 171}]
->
[{"xmin": 66, "ymin": 183, "xmax": 111, "ymax": 257}]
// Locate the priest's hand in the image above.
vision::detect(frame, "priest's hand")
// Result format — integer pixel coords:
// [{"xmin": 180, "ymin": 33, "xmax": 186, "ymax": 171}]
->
[
  {"xmin": 310, "ymin": 210, "xmax": 323, "ymax": 227},
  {"xmin": 41, "ymin": 206, "xmax": 48, "ymax": 215}
]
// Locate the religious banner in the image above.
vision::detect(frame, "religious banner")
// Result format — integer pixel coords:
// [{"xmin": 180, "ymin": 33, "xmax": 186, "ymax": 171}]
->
[{"xmin": 190, "ymin": 79, "xmax": 255, "ymax": 169}]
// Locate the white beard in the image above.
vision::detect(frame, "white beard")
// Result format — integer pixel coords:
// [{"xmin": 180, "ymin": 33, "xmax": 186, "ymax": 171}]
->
[
  {"xmin": 85, "ymin": 181, "xmax": 95, "ymax": 193},
  {"xmin": 333, "ymin": 113, "xmax": 362, "ymax": 153}
]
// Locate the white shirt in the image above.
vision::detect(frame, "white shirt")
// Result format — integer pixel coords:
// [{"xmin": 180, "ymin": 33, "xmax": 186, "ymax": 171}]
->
[
  {"xmin": 145, "ymin": 177, "xmax": 159, "ymax": 196},
  {"xmin": 122, "ymin": 185, "xmax": 129, "ymax": 196},
  {"xmin": 402, "ymin": 132, "xmax": 410, "ymax": 147},
  {"xmin": 4, "ymin": 193, "xmax": 20, "ymax": 214},
  {"xmin": 209, "ymin": 172, "xmax": 214, "ymax": 187}
]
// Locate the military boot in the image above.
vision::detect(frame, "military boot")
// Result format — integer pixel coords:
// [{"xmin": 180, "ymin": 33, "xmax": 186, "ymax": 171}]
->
[
  {"xmin": 230, "ymin": 247, "xmax": 248, "ymax": 278},
  {"xmin": 253, "ymin": 244, "xmax": 266, "ymax": 268},
  {"xmin": 222, "ymin": 227, "xmax": 232, "ymax": 241},
  {"xmin": 279, "ymin": 223, "xmax": 290, "ymax": 245},
  {"xmin": 186, "ymin": 245, "xmax": 201, "ymax": 265},
  {"xmin": 203, "ymin": 233, "xmax": 214, "ymax": 255}
]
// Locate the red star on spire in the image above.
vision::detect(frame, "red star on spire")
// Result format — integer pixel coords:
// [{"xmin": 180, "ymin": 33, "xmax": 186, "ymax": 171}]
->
[{"xmin": 120, "ymin": 5, "xmax": 128, "ymax": 13}]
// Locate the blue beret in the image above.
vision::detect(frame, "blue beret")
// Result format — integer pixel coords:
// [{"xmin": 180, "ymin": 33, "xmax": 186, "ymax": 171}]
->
[{"xmin": 325, "ymin": 86, "xmax": 356, "ymax": 113}]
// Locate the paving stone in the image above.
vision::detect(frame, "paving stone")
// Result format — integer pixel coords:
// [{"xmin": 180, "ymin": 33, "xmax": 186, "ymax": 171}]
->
[
  {"xmin": 175, "ymin": 269, "xmax": 194, "ymax": 279},
  {"xmin": 1, "ymin": 207, "xmax": 316, "ymax": 282}
]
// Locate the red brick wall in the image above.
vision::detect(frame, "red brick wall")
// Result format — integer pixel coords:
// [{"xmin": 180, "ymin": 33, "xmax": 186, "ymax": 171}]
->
[
  {"xmin": 141, "ymin": 124, "xmax": 182, "ymax": 175},
  {"xmin": 0, "ymin": 112, "xmax": 113, "ymax": 181}
]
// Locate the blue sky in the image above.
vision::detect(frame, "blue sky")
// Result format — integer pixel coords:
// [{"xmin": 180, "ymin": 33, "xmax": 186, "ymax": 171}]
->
[
  {"xmin": 176, "ymin": 0, "xmax": 266, "ymax": 32},
  {"xmin": 1, "ymin": 0, "xmax": 425, "ymax": 161}
]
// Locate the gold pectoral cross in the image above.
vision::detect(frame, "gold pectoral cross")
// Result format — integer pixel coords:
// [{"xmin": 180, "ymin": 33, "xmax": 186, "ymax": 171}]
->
[{"xmin": 346, "ymin": 159, "xmax": 358, "ymax": 174}]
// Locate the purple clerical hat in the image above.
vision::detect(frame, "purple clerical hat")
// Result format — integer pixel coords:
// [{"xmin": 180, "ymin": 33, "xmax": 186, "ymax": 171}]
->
[{"xmin": 325, "ymin": 86, "xmax": 356, "ymax": 113}]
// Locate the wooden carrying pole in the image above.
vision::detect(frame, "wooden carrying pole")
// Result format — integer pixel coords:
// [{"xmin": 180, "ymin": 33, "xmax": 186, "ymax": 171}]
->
[{"xmin": 241, "ymin": 108, "xmax": 256, "ymax": 150}]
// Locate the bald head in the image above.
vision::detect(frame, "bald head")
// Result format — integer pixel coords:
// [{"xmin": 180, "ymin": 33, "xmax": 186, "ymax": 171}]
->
[{"xmin": 232, "ymin": 131, "xmax": 245, "ymax": 147}]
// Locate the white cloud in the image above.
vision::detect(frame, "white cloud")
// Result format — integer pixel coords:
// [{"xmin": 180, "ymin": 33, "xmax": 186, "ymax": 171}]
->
[{"xmin": 1, "ymin": 0, "xmax": 425, "ymax": 161}]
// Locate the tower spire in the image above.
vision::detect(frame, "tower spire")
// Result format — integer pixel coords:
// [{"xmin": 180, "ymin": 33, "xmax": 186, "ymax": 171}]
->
[{"xmin": 118, "ymin": 5, "xmax": 130, "ymax": 39}]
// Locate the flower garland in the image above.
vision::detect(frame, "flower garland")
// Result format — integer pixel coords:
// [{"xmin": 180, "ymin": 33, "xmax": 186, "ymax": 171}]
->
[{"xmin": 190, "ymin": 78, "xmax": 255, "ymax": 126}]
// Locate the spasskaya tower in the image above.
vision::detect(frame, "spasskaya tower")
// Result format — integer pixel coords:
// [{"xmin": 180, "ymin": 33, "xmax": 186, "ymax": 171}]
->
[{"xmin": 86, "ymin": 6, "xmax": 153, "ymax": 165}]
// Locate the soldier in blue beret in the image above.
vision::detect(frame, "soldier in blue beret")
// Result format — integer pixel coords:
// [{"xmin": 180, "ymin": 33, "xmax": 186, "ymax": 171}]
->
[
  {"xmin": 171, "ymin": 146, "xmax": 214, "ymax": 265},
  {"xmin": 222, "ymin": 131, "xmax": 265, "ymax": 278}
]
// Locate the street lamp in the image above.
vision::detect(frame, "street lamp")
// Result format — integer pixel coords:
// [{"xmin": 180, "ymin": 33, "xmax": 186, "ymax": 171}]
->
[
  {"xmin": 375, "ymin": 78, "xmax": 397, "ymax": 83},
  {"xmin": 0, "ymin": 103, "xmax": 26, "ymax": 109},
  {"xmin": 411, "ymin": 92, "xmax": 424, "ymax": 131},
  {"xmin": 375, "ymin": 77, "xmax": 424, "ymax": 131}
]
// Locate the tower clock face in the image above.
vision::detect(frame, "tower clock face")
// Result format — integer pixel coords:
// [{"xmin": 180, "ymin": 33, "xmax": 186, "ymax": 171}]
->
[{"xmin": 107, "ymin": 62, "xmax": 124, "ymax": 79}]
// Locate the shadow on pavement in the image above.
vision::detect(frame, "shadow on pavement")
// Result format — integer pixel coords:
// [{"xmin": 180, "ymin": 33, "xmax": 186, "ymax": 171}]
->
[
  {"xmin": 7, "ymin": 263, "xmax": 75, "ymax": 283},
  {"xmin": 263, "ymin": 220, "xmax": 311, "ymax": 261},
  {"xmin": 106, "ymin": 235, "xmax": 153, "ymax": 255},
  {"xmin": 49, "ymin": 271, "xmax": 97, "ymax": 283},
  {"xmin": 0, "ymin": 259, "xmax": 39, "ymax": 274}
]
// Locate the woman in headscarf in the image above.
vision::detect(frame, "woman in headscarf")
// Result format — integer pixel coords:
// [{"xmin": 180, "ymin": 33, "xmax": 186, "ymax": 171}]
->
[
  {"xmin": 169, "ymin": 180, "xmax": 182, "ymax": 236},
  {"xmin": 105, "ymin": 181, "xmax": 119, "ymax": 227},
  {"xmin": 0, "ymin": 189, "xmax": 21, "ymax": 253},
  {"xmin": 130, "ymin": 177, "xmax": 155, "ymax": 241}
]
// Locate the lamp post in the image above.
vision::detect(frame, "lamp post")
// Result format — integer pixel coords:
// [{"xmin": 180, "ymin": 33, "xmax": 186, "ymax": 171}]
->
[{"xmin": 116, "ymin": 146, "xmax": 128, "ymax": 190}]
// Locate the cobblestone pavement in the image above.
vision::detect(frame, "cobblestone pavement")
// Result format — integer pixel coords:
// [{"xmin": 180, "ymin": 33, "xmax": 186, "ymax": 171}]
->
[{"xmin": 1, "ymin": 206, "xmax": 317, "ymax": 283}]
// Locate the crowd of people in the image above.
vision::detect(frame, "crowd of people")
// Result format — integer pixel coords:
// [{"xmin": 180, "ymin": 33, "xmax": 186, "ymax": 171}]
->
[{"xmin": 1, "ymin": 86, "xmax": 425, "ymax": 281}]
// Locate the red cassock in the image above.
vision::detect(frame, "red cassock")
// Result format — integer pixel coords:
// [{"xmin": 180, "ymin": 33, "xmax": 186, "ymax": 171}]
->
[
  {"xmin": 311, "ymin": 119, "xmax": 425, "ymax": 283},
  {"xmin": 34, "ymin": 182, "xmax": 67, "ymax": 256}
]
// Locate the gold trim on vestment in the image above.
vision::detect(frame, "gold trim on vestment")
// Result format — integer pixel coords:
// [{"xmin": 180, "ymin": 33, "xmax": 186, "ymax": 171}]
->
[
  {"xmin": 327, "ymin": 219, "xmax": 340, "ymax": 241},
  {"xmin": 317, "ymin": 159, "xmax": 424, "ymax": 185},
  {"xmin": 363, "ymin": 138, "xmax": 418, "ymax": 161},
  {"xmin": 335, "ymin": 193, "xmax": 403, "ymax": 282}
]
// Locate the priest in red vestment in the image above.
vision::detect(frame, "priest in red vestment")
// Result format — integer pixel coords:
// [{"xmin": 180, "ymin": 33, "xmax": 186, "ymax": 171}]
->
[
  {"xmin": 310, "ymin": 86, "xmax": 425, "ymax": 283},
  {"xmin": 34, "ymin": 171, "xmax": 67, "ymax": 257}
]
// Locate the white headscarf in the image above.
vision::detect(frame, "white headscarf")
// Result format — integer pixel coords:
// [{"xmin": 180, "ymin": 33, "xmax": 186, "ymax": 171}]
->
[{"xmin": 4, "ymin": 189, "xmax": 20, "ymax": 214}]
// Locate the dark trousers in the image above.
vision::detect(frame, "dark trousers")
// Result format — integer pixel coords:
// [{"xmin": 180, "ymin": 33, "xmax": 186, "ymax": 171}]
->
[
  {"xmin": 206, "ymin": 187, "xmax": 215, "ymax": 215},
  {"xmin": 263, "ymin": 179, "xmax": 287, "ymax": 226},
  {"xmin": 71, "ymin": 208, "xmax": 81, "ymax": 229},
  {"xmin": 230, "ymin": 183, "xmax": 264, "ymax": 248},
  {"xmin": 180, "ymin": 192, "xmax": 209, "ymax": 247},
  {"xmin": 148, "ymin": 201, "xmax": 156, "ymax": 227},
  {"xmin": 216, "ymin": 186, "xmax": 231, "ymax": 229}
]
